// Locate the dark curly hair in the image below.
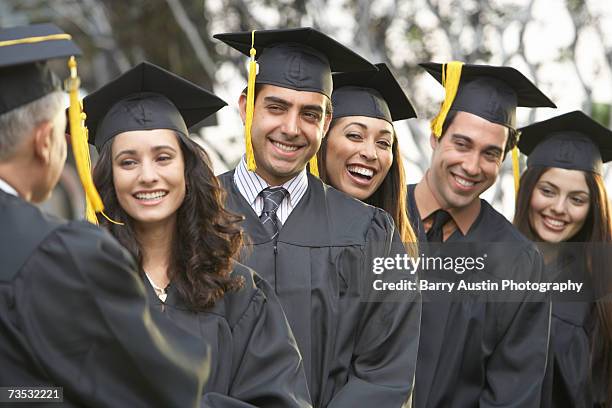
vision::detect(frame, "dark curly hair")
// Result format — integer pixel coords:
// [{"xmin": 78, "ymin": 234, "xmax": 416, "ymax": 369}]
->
[{"xmin": 93, "ymin": 132, "xmax": 244, "ymax": 312}]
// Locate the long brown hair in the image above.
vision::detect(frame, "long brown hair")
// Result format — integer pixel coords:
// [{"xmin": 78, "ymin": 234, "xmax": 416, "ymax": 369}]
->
[
  {"xmin": 93, "ymin": 132, "xmax": 244, "ymax": 312},
  {"xmin": 514, "ymin": 166, "xmax": 612, "ymax": 403},
  {"xmin": 318, "ymin": 118, "xmax": 418, "ymax": 255}
]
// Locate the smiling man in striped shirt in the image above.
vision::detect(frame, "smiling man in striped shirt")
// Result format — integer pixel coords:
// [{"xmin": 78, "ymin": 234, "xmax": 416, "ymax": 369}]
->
[{"xmin": 214, "ymin": 28, "xmax": 422, "ymax": 407}]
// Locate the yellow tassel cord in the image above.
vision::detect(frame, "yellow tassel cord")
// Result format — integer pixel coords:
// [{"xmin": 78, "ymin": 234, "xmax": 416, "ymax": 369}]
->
[
  {"xmin": 511, "ymin": 146, "xmax": 521, "ymax": 198},
  {"xmin": 308, "ymin": 154, "xmax": 320, "ymax": 178},
  {"xmin": 244, "ymin": 30, "xmax": 258, "ymax": 172},
  {"xmin": 430, "ymin": 61, "xmax": 464, "ymax": 138},
  {"xmin": 0, "ymin": 33, "xmax": 72, "ymax": 47},
  {"xmin": 66, "ymin": 57, "xmax": 104, "ymax": 224}
]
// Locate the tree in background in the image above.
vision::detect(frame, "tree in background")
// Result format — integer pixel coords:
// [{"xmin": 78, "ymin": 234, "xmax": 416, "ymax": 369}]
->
[{"xmin": 2, "ymin": 0, "xmax": 612, "ymax": 217}]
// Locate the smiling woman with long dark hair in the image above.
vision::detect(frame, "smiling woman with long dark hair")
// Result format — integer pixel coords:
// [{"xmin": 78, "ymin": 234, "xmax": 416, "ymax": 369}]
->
[
  {"xmin": 317, "ymin": 63, "xmax": 418, "ymax": 251},
  {"xmin": 514, "ymin": 111, "xmax": 612, "ymax": 407},
  {"xmin": 87, "ymin": 62, "xmax": 310, "ymax": 407}
]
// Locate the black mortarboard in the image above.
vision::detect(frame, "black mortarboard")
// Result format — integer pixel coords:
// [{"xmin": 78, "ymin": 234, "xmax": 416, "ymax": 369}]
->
[
  {"xmin": 420, "ymin": 62, "xmax": 556, "ymax": 130},
  {"xmin": 518, "ymin": 111, "xmax": 612, "ymax": 175},
  {"xmin": 331, "ymin": 63, "xmax": 417, "ymax": 124},
  {"xmin": 0, "ymin": 23, "xmax": 81, "ymax": 114},
  {"xmin": 213, "ymin": 27, "xmax": 376, "ymax": 98},
  {"xmin": 82, "ymin": 62, "xmax": 227, "ymax": 151}
]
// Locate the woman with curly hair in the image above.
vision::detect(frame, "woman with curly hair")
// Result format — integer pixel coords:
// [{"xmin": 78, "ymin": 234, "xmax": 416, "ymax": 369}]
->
[
  {"xmin": 87, "ymin": 62, "xmax": 310, "ymax": 407},
  {"xmin": 514, "ymin": 111, "xmax": 612, "ymax": 408}
]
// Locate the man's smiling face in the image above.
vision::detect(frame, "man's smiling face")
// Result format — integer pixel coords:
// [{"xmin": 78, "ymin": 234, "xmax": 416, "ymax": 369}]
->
[
  {"xmin": 428, "ymin": 110, "xmax": 509, "ymax": 210},
  {"xmin": 239, "ymin": 84, "xmax": 331, "ymax": 185}
]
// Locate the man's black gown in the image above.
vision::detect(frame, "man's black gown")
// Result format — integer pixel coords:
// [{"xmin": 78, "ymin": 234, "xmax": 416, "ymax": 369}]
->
[
  {"xmin": 0, "ymin": 190, "xmax": 209, "ymax": 407},
  {"xmin": 220, "ymin": 172, "xmax": 421, "ymax": 408},
  {"xmin": 146, "ymin": 262, "xmax": 312, "ymax": 407},
  {"xmin": 407, "ymin": 184, "xmax": 551, "ymax": 408}
]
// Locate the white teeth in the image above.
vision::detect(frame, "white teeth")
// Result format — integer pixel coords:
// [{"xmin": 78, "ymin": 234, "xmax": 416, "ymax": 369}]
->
[
  {"xmin": 272, "ymin": 141, "xmax": 299, "ymax": 152},
  {"xmin": 454, "ymin": 175, "xmax": 475, "ymax": 187},
  {"xmin": 347, "ymin": 165, "xmax": 374, "ymax": 177},
  {"xmin": 545, "ymin": 217, "xmax": 565, "ymax": 227},
  {"xmin": 135, "ymin": 191, "xmax": 167, "ymax": 200}
]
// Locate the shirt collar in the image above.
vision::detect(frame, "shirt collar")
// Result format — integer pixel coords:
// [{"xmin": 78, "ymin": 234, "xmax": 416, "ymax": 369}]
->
[
  {"xmin": 0, "ymin": 177, "xmax": 18, "ymax": 197},
  {"xmin": 414, "ymin": 170, "xmax": 481, "ymax": 235},
  {"xmin": 235, "ymin": 155, "xmax": 307, "ymax": 205}
]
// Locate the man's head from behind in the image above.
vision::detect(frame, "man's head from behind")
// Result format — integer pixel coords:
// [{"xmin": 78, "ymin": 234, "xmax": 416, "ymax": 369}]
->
[
  {"xmin": 0, "ymin": 91, "xmax": 67, "ymax": 203},
  {"xmin": 0, "ymin": 23, "xmax": 81, "ymax": 203}
]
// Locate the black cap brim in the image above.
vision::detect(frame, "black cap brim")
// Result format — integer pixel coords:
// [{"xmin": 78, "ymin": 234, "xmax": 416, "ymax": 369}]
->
[
  {"xmin": 214, "ymin": 27, "xmax": 374, "ymax": 72},
  {"xmin": 332, "ymin": 63, "xmax": 417, "ymax": 122},
  {"xmin": 420, "ymin": 62, "xmax": 556, "ymax": 108},
  {"xmin": 214, "ymin": 28, "xmax": 377, "ymax": 97},
  {"xmin": 82, "ymin": 62, "xmax": 227, "ymax": 150},
  {"xmin": 0, "ymin": 23, "xmax": 81, "ymax": 68},
  {"xmin": 518, "ymin": 110, "xmax": 612, "ymax": 174},
  {"xmin": 0, "ymin": 23, "xmax": 82, "ymax": 114}
]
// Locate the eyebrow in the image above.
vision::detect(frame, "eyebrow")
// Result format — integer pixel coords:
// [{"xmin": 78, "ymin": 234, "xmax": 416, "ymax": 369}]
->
[
  {"xmin": 113, "ymin": 145, "xmax": 177, "ymax": 160},
  {"xmin": 343, "ymin": 121, "xmax": 392, "ymax": 134},
  {"xmin": 264, "ymin": 96, "xmax": 291, "ymax": 108},
  {"xmin": 264, "ymin": 96, "xmax": 324, "ymax": 114},
  {"xmin": 452, "ymin": 133, "xmax": 503, "ymax": 155},
  {"xmin": 539, "ymin": 180, "xmax": 589, "ymax": 195},
  {"xmin": 343, "ymin": 122, "xmax": 368, "ymax": 131}
]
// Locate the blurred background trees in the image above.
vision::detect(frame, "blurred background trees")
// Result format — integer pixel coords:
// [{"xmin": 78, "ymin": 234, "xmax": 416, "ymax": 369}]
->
[{"xmin": 2, "ymin": 0, "xmax": 611, "ymax": 218}]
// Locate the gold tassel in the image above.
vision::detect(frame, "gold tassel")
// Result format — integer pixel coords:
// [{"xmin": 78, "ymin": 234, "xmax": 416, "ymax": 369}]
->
[
  {"xmin": 511, "ymin": 145, "xmax": 520, "ymax": 198},
  {"xmin": 308, "ymin": 154, "xmax": 319, "ymax": 178},
  {"xmin": 430, "ymin": 61, "xmax": 463, "ymax": 138},
  {"xmin": 66, "ymin": 56, "xmax": 104, "ymax": 224},
  {"xmin": 244, "ymin": 30, "xmax": 258, "ymax": 172}
]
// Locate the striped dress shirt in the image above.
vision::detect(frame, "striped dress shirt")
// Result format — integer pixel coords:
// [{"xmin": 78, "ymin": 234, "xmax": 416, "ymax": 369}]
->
[{"xmin": 233, "ymin": 156, "xmax": 308, "ymax": 225}]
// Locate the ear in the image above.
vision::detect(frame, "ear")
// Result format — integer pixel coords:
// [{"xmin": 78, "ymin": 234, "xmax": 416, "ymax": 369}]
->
[
  {"xmin": 430, "ymin": 133, "xmax": 440, "ymax": 150},
  {"xmin": 322, "ymin": 113, "xmax": 332, "ymax": 136},
  {"xmin": 32, "ymin": 121, "xmax": 54, "ymax": 165},
  {"xmin": 238, "ymin": 93, "xmax": 247, "ymax": 124}
]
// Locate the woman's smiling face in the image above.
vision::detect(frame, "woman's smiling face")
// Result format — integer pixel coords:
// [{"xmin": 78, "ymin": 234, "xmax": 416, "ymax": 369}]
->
[
  {"xmin": 111, "ymin": 129, "xmax": 186, "ymax": 228},
  {"xmin": 528, "ymin": 167, "xmax": 590, "ymax": 242},
  {"xmin": 324, "ymin": 116, "xmax": 394, "ymax": 200}
]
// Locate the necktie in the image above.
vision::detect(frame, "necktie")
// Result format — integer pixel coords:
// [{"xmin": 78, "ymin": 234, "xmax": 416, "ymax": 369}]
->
[
  {"xmin": 426, "ymin": 209, "xmax": 452, "ymax": 243},
  {"xmin": 259, "ymin": 186, "xmax": 289, "ymax": 240}
]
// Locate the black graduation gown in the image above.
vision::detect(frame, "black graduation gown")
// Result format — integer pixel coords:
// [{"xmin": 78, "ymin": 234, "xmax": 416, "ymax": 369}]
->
[
  {"xmin": 0, "ymin": 190, "xmax": 209, "ymax": 407},
  {"xmin": 407, "ymin": 184, "xmax": 551, "ymax": 408},
  {"xmin": 542, "ymin": 301, "xmax": 595, "ymax": 408},
  {"xmin": 220, "ymin": 171, "xmax": 421, "ymax": 408},
  {"xmin": 146, "ymin": 262, "xmax": 312, "ymax": 407},
  {"xmin": 539, "ymin": 251, "xmax": 606, "ymax": 408}
]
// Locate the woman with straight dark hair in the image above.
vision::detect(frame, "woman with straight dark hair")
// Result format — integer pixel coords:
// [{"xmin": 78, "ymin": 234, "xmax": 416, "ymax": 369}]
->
[
  {"xmin": 317, "ymin": 63, "xmax": 418, "ymax": 251},
  {"xmin": 514, "ymin": 110, "xmax": 612, "ymax": 407},
  {"xmin": 87, "ymin": 62, "xmax": 310, "ymax": 407}
]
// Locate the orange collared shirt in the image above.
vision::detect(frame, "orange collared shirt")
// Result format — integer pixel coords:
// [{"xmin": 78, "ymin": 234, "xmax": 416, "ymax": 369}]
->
[{"xmin": 414, "ymin": 171, "xmax": 481, "ymax": 242}]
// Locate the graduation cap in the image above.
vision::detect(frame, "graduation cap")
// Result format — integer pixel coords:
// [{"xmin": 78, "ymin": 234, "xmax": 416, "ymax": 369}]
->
[
  {"xmin": 0, "ymin": 23, "xmax": 81, "ymax": 114},
  {"xmin": 518, "ymin": 111, "xmax": 612, "ymax": 175},
  {"xmin": 331, "ymin": 63, "xmax": 417, "ymax": 124},
  {"xmin": 214, "ymin": 27, "xmax": 375, "ymax": 98},
  {"xmin": 82, "ymin": 61, "xmax": 227, "ymax": 151},
  {"xmin": 420, "ymin": 62, "xmax": 556, "ymax": 132},
  {"xmin": 213, "ymin": 27, "xmax": 377, "ymax": 176},
  {"xmin": 420, "ymin": 61, "xmax": 557, "ymax": 194}
]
